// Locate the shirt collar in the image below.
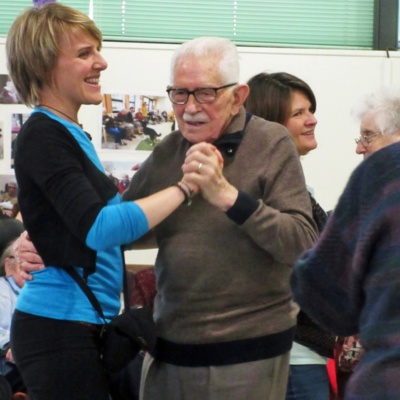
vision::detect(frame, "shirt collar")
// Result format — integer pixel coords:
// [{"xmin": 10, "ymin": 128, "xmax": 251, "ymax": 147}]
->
[
  {"xmin": 4, "ymin": 276, "xmax": 21, "ymax": 295},
  {"xmin": 214, "ymin": 107, "xmax": 252, "ymax": 157}
]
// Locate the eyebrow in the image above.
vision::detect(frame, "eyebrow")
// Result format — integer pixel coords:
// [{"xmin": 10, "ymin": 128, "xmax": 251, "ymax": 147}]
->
[
  {"xmin": 360, "ymin": 129, "xmax": 377, "ymax": 135},
  {"xmin": 290, "ymin": 107, "xmax": 308, "ymax": 114}
]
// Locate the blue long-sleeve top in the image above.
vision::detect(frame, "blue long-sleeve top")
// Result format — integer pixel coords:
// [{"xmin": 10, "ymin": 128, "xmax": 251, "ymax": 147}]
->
[
  {"xmin": 291, "ymin": 142, "xmax": 400, "ymax": 399},
  {"xmin": 14, "ymin": 109, "xmax": 148, "ymax": 323}
]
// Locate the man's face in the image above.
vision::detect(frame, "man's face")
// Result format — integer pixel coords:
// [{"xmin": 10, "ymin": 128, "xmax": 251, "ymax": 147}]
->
[
  {"xmin": 171, "ymin": 54, "xmax": 240, "ymax": 143},
  {"xmin": 7, "ymin": 184, "xmax": 17, "ymax": 197}
]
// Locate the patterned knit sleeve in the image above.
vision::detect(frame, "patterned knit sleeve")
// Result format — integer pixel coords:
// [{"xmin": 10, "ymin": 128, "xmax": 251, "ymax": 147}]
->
[{"xmin": 292, "ymin": 145, "xmax": 400, "ymax": 341}]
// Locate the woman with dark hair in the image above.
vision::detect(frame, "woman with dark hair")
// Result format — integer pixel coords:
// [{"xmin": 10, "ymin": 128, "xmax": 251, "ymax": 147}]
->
[
  {"xmin": 245, "ymin": 72, "xmax": 317, "ymax": 156},
  {"xmin": 246, "ymin": 72, "xmax": 334, "ymax": 400}
]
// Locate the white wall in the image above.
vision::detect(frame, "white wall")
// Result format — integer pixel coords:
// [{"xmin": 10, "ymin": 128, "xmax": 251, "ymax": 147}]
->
[{"xmin": 1, "ymin": 39, "xmax": 399, "ymax": 264}]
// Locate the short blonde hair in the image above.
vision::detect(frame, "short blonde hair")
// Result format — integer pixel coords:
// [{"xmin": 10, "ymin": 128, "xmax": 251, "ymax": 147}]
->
[{"xmin": 6, "ymin": 3, "xmax": 102, "ymax": 108}]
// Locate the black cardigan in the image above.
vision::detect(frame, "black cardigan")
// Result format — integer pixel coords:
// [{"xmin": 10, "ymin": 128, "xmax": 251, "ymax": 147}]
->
[{"xmin": 14, "ymin": 113, "xmax": 118, "ymax": 276}]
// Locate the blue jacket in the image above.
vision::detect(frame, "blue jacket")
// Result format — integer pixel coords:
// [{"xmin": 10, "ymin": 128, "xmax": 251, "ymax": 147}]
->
[{"xmin": 291, "ymin": 141, "xmax": 400, "ymax": 399}]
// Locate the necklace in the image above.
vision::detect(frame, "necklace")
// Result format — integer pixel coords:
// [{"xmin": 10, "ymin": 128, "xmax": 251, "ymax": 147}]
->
[{"xmin": 38, "ymin": 104, "xmax": 83, "ymax": 128}]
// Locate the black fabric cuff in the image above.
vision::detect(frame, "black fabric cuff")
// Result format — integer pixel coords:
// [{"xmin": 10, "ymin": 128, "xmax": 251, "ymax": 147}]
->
[{"xmin": 226, "ymin": 191, "xmax": 259, "ymax": 225}]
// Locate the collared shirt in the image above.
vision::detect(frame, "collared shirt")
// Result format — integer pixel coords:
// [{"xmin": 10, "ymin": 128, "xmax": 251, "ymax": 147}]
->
[{"xmin": 0, "ymin": 276, "xmax": 20, "ymax": 346}]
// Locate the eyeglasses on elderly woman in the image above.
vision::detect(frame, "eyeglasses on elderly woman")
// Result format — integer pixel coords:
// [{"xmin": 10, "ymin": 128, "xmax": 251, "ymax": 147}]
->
[{"xmin": 354, "ymin": 131, "xmax": 382, "ymax": 146}]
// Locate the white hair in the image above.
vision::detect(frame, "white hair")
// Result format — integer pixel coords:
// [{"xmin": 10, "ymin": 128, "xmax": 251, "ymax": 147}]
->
[
  {"xmin": 352, "ymin": 87, "xmax": 400, "ymax": 136},
  {"xmin": 170, "ymin": 36, "xmax": 240, "ymax": 85}
]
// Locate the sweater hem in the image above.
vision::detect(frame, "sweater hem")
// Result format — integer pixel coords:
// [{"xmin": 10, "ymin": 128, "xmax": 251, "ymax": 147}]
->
[{"xmin": 151, "ymin": 327, "xmax": 295, "ymax": 367}]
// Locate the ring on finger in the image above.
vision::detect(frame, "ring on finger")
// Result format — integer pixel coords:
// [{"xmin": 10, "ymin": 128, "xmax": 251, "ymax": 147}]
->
[{"xmin": 198, "ymin": 162, "xmax": 203, "ymax": 171}]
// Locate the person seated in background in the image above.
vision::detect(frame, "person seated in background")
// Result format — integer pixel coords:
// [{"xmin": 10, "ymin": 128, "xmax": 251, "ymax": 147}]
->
[
  {"xmin": 291, "ymin": 87, "xmax": 400, "ymax": 400},
  {"xmin": 103, "ymin": 115, "xmax": 127, "ymax": 147},
  {"xmin": 135, "ymin": 108, "xmax": 144, "ymax": 122},
  {"xmin": 117, "ymin": 174, "xmax": 130, "ymax": 195},
  {"xmin": 245, "ymin": 72, "xmax": 335, "ymax": 400},
  {"xmin": 0, "ymin": 240, "xmax": 28, "ymax": 399},
  {"xmin": 0, "ymin": 182, "xmax": 18, "ymax": 218},
  {"xmin": 133, "ymin": 120, "xmax": 143, "ymax": 136},
  {"xmin": 115, "ymin": 109, "xmax": 135, "ymax": 140},
  {"xmin": 1, "ymin": 79, "xmax": 19, "ymax": 104},
  {"xmin": 126, "ymin": 107, "xmax": 135, "ymax": 123}
]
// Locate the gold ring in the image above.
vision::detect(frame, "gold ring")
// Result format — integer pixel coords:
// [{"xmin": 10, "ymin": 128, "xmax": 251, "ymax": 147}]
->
[{"xmin": 198, "ymin": 162, "xmax": 203, "ymax": 171}]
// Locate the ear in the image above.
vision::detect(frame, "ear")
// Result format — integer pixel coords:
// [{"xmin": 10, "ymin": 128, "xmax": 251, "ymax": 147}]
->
[{"xmin": 231, "ymin": 84, "xmax": 250, "ymax": 115}]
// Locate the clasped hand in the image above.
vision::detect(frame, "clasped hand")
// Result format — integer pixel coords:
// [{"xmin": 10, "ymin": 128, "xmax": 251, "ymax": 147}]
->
[
  {"xmin": 16, "ymin": 143, "xmax": 239, "ymax": 278},
  {"xmin": 182, "ymin": 142, "xmax": 238, "ymax": 211}
]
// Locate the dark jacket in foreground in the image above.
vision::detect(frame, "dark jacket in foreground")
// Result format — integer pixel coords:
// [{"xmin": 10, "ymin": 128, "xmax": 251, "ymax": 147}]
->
[{"xmin": 291, "ymin": 141, "xmax": 400, "ymax": 399}]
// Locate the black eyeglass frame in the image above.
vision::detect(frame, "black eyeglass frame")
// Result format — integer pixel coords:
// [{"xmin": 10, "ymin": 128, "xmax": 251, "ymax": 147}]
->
[{"xmin": 166, "ymin": 83, "xmax": 237, "ymax": 105}]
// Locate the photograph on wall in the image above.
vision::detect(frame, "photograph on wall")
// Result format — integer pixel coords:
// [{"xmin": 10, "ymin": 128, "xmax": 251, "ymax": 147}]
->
[
  {"xmin": 0, "ymin": 172, "xmax": 18, "ymax": 217},
  {"xmin": 101, "ymin": 93, "xmax": 175, "ymax": 151},
  {"xmin": 10, "ymin": 112, "xmax": 30, "ymax": 168},
  {"xmin": 0, "ymin": 74, "xmax": 22, "ymax": 104},
  {"xmin": 101, "ymin": 159, "xmax": 144, "ymax": 194},
  {"xmin": 0, "ymin": 120, "xmax": 3, "ymax": 159}
]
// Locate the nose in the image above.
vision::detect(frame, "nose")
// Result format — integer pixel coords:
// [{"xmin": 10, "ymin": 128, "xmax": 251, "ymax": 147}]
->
[
  {"xmin": 305, "ymin": 112, "xmax": 318, "ymax": 126},
  {"xmin": 94, "ymin": 52, "xmax": 108, "ymax": 71},
  {"xmin": 184, "ymin": 93, "xmax": 201, "ymax": 113},
  {"xmin": 355, "ymin": 141, "xmax": 366, "ymax": 155}
]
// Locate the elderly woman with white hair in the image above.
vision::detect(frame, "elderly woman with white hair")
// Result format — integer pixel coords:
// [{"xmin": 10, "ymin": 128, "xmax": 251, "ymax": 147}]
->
[
  {"xmin": 353, "ymin": 87, "xmax": 400, "ymax": 158},
  {"xmin": 291, "ymin": 87, "xmax": 400, "ymax": 400}
]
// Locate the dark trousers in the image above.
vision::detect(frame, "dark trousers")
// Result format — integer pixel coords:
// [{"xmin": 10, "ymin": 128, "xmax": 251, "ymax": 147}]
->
[
  {"xmin": 11, "ymin": 310, "xmax": 109, "ymax": 400},
  {"xmin": 286, "ymin": 364, "xmax": 330, "ymax": 400}
]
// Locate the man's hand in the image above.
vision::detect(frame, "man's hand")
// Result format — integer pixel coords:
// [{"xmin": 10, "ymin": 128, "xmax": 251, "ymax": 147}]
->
[
  {"xmin": 13, "ymin": 231, "xmax": 45, "ymax": 280},
  {"xmin": 182, "ymin": 142, "xmax": 238, "ymax": 211}
]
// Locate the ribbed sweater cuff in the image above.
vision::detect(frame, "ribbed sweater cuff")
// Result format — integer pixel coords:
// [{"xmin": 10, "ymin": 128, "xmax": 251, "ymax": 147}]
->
[{"xmin": 226, "ymin": 191, "xmax": 259, "ymax": 225}]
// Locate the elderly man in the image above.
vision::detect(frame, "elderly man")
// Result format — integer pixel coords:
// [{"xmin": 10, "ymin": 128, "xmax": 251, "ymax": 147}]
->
[
  {"xmin": 14, "ymin": 36, "xmax": 317, "ymax": 400},
  {"xmin": 123, "ymin": 36, "xmax": 317, "ymax": 400},
  {"xmin": 0, "ymin": 182, "xmax": 18, "ymax": 204},
  {"xmin": 0, "ymin": 240, "xmax": 27, "ymax": 398},
  {"xmin": 0, "ymin": 182, "xmax": 18, "ymax": 218},
  {"xmin": 1, "ymin": 241, "xmax": 25, "ymax": 360}
]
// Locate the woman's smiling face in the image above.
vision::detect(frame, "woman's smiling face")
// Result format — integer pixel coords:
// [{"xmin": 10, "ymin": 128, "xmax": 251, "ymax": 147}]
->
[{"xmin": 285, "ymin": 90, "xmax": 318, "ymax": 156}]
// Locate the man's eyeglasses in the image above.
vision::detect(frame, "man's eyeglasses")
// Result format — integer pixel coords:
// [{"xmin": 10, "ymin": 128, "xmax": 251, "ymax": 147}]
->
[
  {"xmin": 354, "ymin": 131, "xmax": 382, "ymax": 147},
  {"xmin": 166, "ymin": 83, "xmax": 237, "ymax": 105}
]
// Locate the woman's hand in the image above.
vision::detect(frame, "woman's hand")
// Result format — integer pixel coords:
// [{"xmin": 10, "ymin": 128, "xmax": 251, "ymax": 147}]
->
[
  {"xmin": 182, "ymin": 142, "xmax": 238, "ymax": 211},
  {"xmin": 13, "ymin": 231, "xmax": 45, "ymax": 280}
]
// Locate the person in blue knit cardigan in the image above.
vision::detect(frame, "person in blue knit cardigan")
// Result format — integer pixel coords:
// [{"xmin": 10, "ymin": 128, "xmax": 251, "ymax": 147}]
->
[{"xmin": 291, "ymin": 87, "xmax": 400, "ymax": 400}]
